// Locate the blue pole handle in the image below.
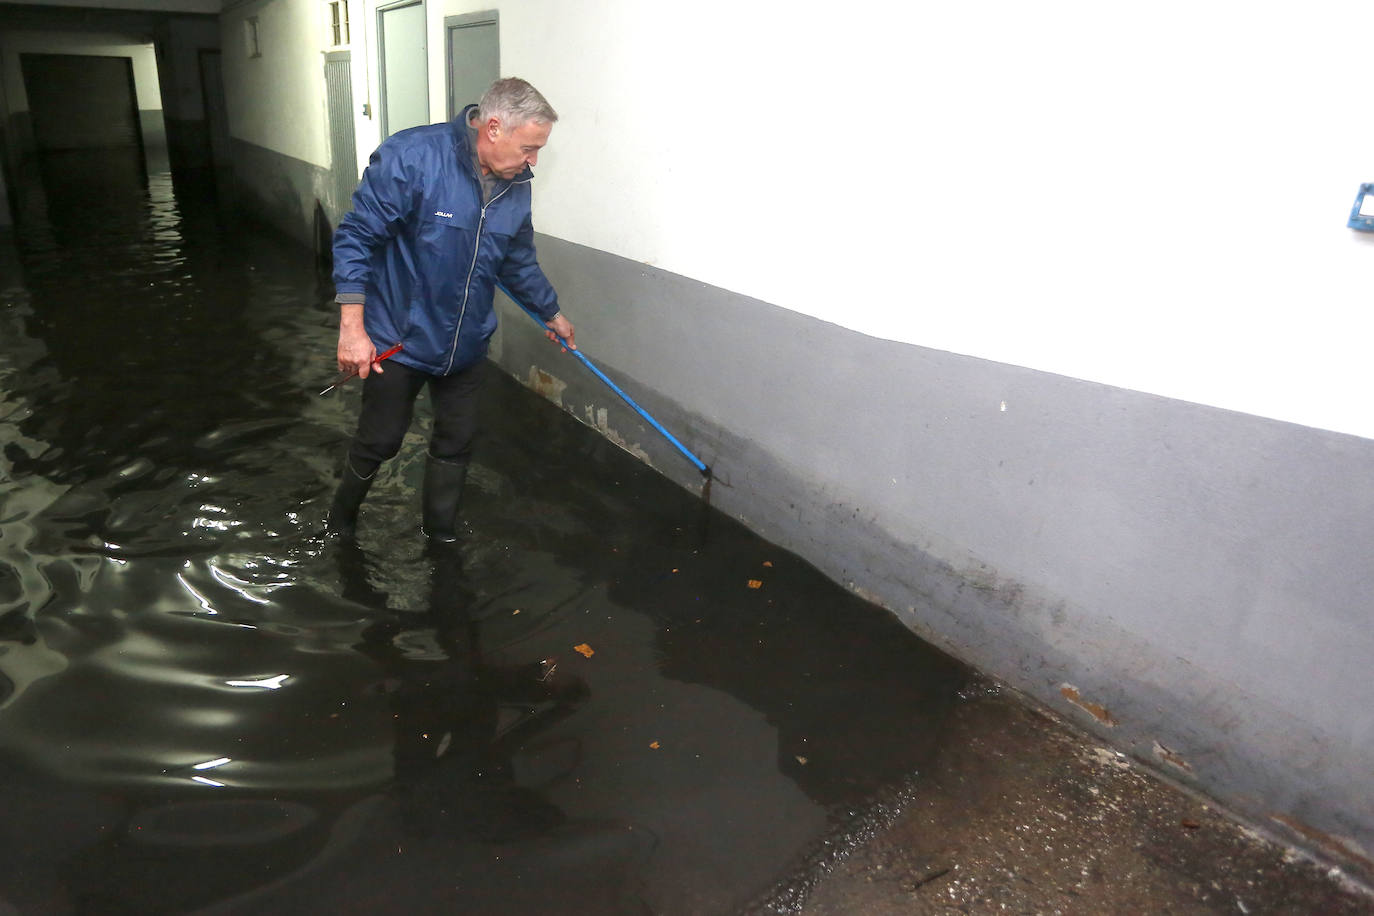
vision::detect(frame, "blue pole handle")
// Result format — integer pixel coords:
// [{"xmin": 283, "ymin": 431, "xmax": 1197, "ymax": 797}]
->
[{"xmin": 497, "ymin": 283, "xmax": 710, "ymax": 477}]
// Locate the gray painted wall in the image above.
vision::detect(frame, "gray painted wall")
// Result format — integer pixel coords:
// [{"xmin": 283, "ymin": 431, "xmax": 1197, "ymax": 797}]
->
[
  {"xmin": 162, "ymin": 116, "xmax": 209, "ymax": 169},
  {"xmin": 139, "ymin": 108, "xmax": 166, "ymax": 171},
  {"xmin": 4, "ymin": 112, "xmax": 34, "ymax": 165},
  {"xmin": 489, "ymin": 235, "xmax": 1374, "ymax": 881},
  {"xmin": 228, "ymin": 137, "xmax": 335, "ymax": 257}
]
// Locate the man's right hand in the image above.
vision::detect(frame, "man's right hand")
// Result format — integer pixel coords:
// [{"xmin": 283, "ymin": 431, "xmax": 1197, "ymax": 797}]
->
[{"xmin": 338, "ymin": 304, "xmax": 380, "ymax": 378}]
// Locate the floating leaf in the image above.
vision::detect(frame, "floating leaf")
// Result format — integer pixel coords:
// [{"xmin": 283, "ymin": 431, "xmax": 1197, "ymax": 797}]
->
[
  {"xmin": 763, "ymin": 561, "xmax": 774, "ymax": 568},
  {"xmin": 649, "ymin": 741, "xmax": 660, "ymax": 750},
  {"xmin": 574, "ymin": 643, "xmax": 595, "ymax": 658},
  {"xmin": 795, "ymin": 755, "xmax": 808, "ymax": 765},
  {"xmin": 747, "ymin": 579, "xmax": 763, "ymax": 589}
]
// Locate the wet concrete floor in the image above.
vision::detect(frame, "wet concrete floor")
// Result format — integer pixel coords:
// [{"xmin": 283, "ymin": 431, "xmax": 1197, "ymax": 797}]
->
[{"xmin": 0, "ymin": 152, "xmax": 1370, "ymax": 915}]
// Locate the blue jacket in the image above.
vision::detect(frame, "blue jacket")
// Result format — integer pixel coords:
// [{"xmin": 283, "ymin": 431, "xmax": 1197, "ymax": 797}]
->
[{"xmin": 332, "ymin": 107, "xmax": 560, "ymax": 375}]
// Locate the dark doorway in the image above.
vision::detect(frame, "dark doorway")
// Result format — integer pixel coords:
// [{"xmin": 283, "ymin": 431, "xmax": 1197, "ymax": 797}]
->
[
  {"xmin": 20, "ymin": 53, "xmax": 145, "ymax": 153},
  {"xmin": 198, "ymin": 48, "xmax": 230, "ymax": 170},
  {"xmin": 16, "ymin": 53, "xmax": 149, "ymax": 226}
]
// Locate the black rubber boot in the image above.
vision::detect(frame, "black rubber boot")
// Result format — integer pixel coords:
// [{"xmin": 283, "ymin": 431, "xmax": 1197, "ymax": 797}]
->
[
  {"xmin": 422, "ymin": 455, "xmax": 468, "ymax": 543},
  {"xmin": 327, "ymin": 459, "xmax": 376, "ymax": 538}
]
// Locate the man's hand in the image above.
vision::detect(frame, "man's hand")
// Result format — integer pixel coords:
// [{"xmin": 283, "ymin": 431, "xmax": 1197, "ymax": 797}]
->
[
  {"xmin": 338, "ymin": 304, "xmax": 380, "ymax": 377},
  {"xmin": 545, "ymin": 313, "xmax": 576, "ymax": 351}
]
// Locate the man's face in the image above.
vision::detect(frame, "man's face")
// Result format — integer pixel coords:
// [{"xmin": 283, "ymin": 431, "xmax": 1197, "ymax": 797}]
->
[{"xmin": 478, "ymin": 117, "xmax": 552, "ymax": 180}]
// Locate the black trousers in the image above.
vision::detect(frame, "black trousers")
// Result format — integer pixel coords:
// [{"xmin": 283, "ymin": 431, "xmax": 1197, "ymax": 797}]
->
[{"xmin": 344, "ymin": 359, "xmax": 485, "ymax": 476}]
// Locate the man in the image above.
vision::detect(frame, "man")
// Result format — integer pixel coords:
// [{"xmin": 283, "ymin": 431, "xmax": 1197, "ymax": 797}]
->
[{"xmin": 328, "ymin": 77, "xmax": 574, "ymax": 541}]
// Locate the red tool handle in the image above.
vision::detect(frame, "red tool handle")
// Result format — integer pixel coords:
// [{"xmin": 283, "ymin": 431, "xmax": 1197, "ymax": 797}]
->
[{"xmin": 319, "ymin": 343, "xmax": 404, "ymax": 395}]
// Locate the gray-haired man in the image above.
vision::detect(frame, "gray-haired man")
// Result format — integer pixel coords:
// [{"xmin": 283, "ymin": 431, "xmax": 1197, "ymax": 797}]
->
[{"xmin": 329, "ymin": 78, "xmax": 574, "ymax": 541}]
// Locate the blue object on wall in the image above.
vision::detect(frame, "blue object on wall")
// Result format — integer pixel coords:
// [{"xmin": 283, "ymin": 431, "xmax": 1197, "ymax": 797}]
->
[{"xmin": 1348, "ymin": 183, "xmax": 1374, "ymax": 231}]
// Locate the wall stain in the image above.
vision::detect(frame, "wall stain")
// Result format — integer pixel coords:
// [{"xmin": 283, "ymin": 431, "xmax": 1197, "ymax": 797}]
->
[
  {"xmin": 1060, "ymin": 684, "xmax": 1118, "ymax": 726},
  {"xmin": 525, "ymin": 366, "xmax": 567, "ymax": 406},
  {"xmin": 960, "ymin": 563, "xmax": 1026, "ymax": 614},
  {"xmin": 522, "ymin": 368, "xmax": 659, "ymax": 466},
  {"xmin": 583, "ymin": 405, "xmax": 652, "ymax": 465},
  {"xmin": 1152, "ymin": 741, "xmax": 1193, "ymax": 772}
]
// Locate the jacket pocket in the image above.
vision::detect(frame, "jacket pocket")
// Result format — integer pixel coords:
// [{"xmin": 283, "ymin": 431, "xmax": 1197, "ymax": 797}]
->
[
  {"xmin": 418, "ymin": 213, "xmax": 477, "ymax": 271},
  {"xmin": 401, "ymin": 293, "xmax": 451, "ymax": 371}
]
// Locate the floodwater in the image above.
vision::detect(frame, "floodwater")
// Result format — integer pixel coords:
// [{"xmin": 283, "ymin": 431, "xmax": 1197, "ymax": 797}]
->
[{"xmin": 0, "ymin": 151, "xmax": 972, "ymax": 915}]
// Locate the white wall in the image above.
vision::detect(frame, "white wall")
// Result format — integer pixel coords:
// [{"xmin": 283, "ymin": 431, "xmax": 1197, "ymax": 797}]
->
[
  {"xmin": 220, "ymin": 0, "xmax": 330, "ymax": 166},
  {"xmin": 432, "ymin": 0, "xmax": 1374, "ymax": 442},
  {"xmin": 0, "ymin": 30, "xmax": 162, "ymax": 115}
]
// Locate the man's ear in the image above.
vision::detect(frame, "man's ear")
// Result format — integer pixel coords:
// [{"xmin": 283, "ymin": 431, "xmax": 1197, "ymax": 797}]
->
[{"xmin": 485, "ymin": 117, "xmax": 502, "ymax": 140}]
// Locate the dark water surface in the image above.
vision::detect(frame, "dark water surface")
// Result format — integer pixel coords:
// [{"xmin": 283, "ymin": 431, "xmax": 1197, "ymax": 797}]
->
[{"xmin": 0, "ymin": 154, "xmax": 972, "ymax": 915}]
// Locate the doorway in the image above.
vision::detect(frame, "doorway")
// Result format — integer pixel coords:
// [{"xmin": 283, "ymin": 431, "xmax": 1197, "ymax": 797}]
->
[
  {"xmin": 20, "ymin": 53, "xmax": 144, "ymax": 153},
  {"xmin": 377, "ymin": 0, "xmax": 428, "ymax": 138},
  {"xmin": 16, "ymin": 53, "xmax": 149, "ymax": 226},
  {"xmin": 445, "ymin": 11, "xmax": 498, "ymax": 120},
  {"xmin": 198, "ymin": 50, "xmax": 230, "ymax": 171}
]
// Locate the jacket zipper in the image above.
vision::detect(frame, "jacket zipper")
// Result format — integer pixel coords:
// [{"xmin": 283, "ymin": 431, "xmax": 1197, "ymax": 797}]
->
[{"xmin": 444, "ymin": 182, "xmax": 512, "ymax": 374}]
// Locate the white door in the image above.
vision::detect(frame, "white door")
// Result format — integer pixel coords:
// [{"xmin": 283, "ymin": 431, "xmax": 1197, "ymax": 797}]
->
[{"xmin": 378, "ymin": 0, "xmax": 428, "ymax": 138}]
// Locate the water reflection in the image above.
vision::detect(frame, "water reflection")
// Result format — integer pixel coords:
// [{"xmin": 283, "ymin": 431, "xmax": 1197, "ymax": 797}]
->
[
  {"xmin": 347, "ymin": 541, "xmax": 589, "ymax": 841},
  {"xmin": 0, "ymin": 151, "xmax": 972, "ymax": 914}
]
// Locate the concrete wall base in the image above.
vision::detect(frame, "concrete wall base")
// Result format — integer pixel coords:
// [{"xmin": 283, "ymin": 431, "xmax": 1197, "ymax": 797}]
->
[
  {"xmin": 489, "ymin": 233, "xmax": 1374, "ymax": 884},
  {"xmin": 163, "ymin": 116, "xmax": 210, "ymax": 171},
  {"xmin": 227, "ymin": 137, "xmax": 333, "ymax": 259}
]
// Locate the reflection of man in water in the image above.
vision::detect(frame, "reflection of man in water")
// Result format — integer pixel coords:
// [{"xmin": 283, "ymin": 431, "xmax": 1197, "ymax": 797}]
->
[
  {"xmin": 328, "ymin": 78, "xmax": 575, "ymax": 541},
  {"xmin": 347, "ymin": 544, "xmax": 588, "ymax": 839}
]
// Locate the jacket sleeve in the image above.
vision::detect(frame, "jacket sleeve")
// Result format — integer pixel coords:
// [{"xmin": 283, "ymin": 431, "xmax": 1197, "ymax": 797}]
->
[
  {"xmin": 499, "ymin": 208, "xmax": 560, "ymax": 321},
  {"xmin": 332, "ymin": 139, "xmax": 423, "ymax": 300}
]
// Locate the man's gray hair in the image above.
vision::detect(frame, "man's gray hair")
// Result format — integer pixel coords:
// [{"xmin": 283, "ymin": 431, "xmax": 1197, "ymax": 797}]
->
[{"xmin": 478, "ymin": 78, "xmax": 558, "ymax": 130}]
